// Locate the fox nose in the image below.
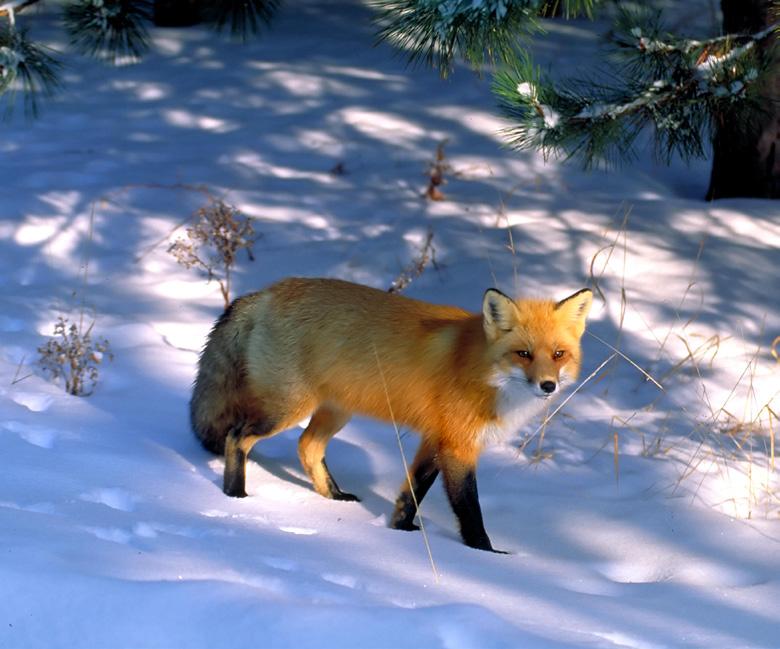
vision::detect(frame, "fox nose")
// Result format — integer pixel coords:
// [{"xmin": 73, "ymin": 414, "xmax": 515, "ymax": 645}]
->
[{"xmin": 540, "ymin": 381, "xmax": 557, "ymax": 394}]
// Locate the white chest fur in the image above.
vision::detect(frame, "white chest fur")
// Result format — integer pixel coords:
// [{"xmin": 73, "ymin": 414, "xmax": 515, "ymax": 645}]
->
[{"xmin": 480, "ymin": 370, "xmax": 550, "ymax": 444}]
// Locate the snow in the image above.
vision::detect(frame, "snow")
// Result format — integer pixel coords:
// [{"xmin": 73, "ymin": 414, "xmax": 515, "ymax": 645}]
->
[
  {"xmin": 1, "ymin": 0, "xmax": 779, "ymax": 647},
  {"xmin": 0, "ymin": 44, "xmax": 23, "ymax": 79}
]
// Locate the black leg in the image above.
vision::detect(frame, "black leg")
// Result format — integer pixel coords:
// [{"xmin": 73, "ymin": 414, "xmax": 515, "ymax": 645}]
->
[
  {"xmin": 222, "ymin": 419, "xmax": 273, "ymax": 498},
  {"xmin": 390, "ymin": 458, "xmax": 439, "ymax": 531},
  {"xmin": 223, "ymin": 427, "xmax": 248, "ymax": 498},
  {"xmin": 442, "ymin": 466, "xmax": 504, "ymax": 553}
]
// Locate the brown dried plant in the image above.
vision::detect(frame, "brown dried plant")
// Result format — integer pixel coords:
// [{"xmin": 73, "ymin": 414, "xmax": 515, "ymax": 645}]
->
[
  {"xmin": 388, "ymin": 228, "xmax": 438, "ymax": 294},
  {"xmin": 168, "ymin": 199, "xmax": 257, "ymax": 310},
  {"xmin": 38, "ymin": 316, "xmax": 113, "ymax": 396},
  {"xmin": 424, "ymin": 140, "xmax": 453, "ymax": 201}
]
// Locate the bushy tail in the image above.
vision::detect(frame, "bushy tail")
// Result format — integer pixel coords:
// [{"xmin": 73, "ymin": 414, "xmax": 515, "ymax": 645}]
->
[
  {"xmin": 190, "ymin": 396, "xmax": 227, "ymax": 455},
  {"xmin": 190, "ymin": 301, "xmax": 246, "ymax": 456}
]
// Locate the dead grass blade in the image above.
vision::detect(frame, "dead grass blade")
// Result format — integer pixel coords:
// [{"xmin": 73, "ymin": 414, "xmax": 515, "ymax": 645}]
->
[
  {"xmin": 372, "ymin": 344, "xmax": 439, "ymax": 583},
  {"xmin": 613, "ymin": 426, "xmax": 620, "ymax": 490},
  {"xmin": 523, "ymin": 353, "xmax": 617, "ymax": 447},
  {"xmin": 588, "ymin": 203, "xmax": 632, "ymax": 305},
  {"xmin": 10, "ymin": 354, "xmax": 33, "ymax": 386},
  {"xmin": 586, "ymin": 331, "xmax": 664, "ymax": 391},
  {"xmin": 768, "ymin": 406, "xmax": 777, "ymax": 472}
]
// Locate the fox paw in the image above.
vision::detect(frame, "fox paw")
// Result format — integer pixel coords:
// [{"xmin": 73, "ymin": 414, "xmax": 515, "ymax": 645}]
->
[
  {"xmin": 224, "ymin": 486, "xmax": 248, "ymax": 498},
  {"xmin": 332, "ymin": 490, "xmax": 361, "ymax": 502}
]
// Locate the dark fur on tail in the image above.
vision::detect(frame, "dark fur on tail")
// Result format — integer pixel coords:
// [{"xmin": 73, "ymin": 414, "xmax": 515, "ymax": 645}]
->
[{"xmin": 190, "ymin": 296, "xmax": 253, "ymax": 455}]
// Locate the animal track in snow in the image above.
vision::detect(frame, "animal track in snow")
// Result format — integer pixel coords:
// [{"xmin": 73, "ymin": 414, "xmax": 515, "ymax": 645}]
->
[
  {"xmin": 83, "ymin": 526, "xmax": 133, "ymax": 544},
  {"xmin": 595, "ymin": 559, "xmax": 755, "ymax": 588},
  {"xmin": 0, "ymin": 500, "xmax": 56, "ymax": 514},
  {"xmin": 199, "ymin": 509, "xmax": 270, "ymax": 525},
  {"xmin": 199, "ymin": 509, "xmax": 229, "ymax": 518},
  {"xmin": 132, "ymin": 521, "xmax": 233, "ymax": 539},
  {"xmin": 595, "ymin": 561, "xmax": 673, "ymax": 585},
  {"xmin": 80, "ymin": 488, "xmax": 139, "ymax": 512},
  {"xmin": 279, "ymin": 525, "xmax": 318, "ymax": 536},
  {"xmin": 3, "ymin": 420, "xmax": 60, "ymax": 448},
  {"xmin": 557, "ymin": 573, "xmax": 622, "ymax": 597},
  {"xmin": 83, "ymin": 520, "xmax": 233, "ymax": 545},
  {"xmin": 591, "ymin": 630, "xmax": 664, "ymax": 649},
  {"xmin": 262, "ymin": 556, "xmax": 298, "ymax": 571},
  {"xmin": 321, "ymin": 572, "xmax": 359, "ymax": 589},
  {"xmin": 10, "ymin": 392, "xmax": 53, "ymax": 413}
]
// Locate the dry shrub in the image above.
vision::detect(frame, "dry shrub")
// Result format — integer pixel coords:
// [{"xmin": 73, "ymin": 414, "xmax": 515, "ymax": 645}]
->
[
  {"xmin": 168, "ymin": 198, "xmax": 257, "ymax": 309},
  {"xmin": 38, "ymin": 316, "xmax": 112, "ymax": 396}
]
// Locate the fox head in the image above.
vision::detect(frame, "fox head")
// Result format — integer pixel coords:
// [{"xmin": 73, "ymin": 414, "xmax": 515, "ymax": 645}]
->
[{"xmin": 482, "ymin": 288, "xmax": 593, "ymax": 399}]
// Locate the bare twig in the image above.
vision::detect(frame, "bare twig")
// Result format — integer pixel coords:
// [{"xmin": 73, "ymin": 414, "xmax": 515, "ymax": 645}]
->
[
  {"xmin": 424, "ymin": 140, "xmax": 453, "ymax": 201},
  {"xmin": 388, "ymin": 228, "xmax": 437, "ymax": 294}
]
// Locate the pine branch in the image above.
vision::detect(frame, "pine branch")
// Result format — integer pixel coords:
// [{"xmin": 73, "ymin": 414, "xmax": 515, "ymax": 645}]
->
[
  {"xmin": 210, "ymin": 0, "xmax": 281, "ymax": 41},
  {"xmin": 373, "ymin": 0, "xmax": 597, "ymax": 77},
  {"xmin": 494, "ymin": 9, "xmax": 776, "ymax": 168},
  {"xmin": 0, "ymin": 24, "xmax": 61, "ymax": 117},
  {"xmin": 63, "ymin": 0, "xmax": 152, "ymax": 62}
]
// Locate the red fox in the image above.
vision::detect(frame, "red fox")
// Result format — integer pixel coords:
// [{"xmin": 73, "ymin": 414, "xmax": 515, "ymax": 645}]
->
[{"xmin": 191, "ymin": 278, "xmax": 592, "ymax": 552}]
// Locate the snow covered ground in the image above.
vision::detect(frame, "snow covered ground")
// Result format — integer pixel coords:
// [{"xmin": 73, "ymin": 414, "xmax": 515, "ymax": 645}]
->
[{"xmin": 1, "ymin": 1, "xmax": 779, "ymax": 647}]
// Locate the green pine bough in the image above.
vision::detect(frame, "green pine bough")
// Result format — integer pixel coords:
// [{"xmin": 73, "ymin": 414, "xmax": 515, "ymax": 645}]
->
[
  {"xmin": 373, "ymin": 0, "xmax": 596, "ymax": 76},
  {"xmin": 63, "ymin": 0, "xmax": 152, "ymax": 62},
  {"xmin": 0, "ymin": 24, "xmax": 60, "ymax": 116},
  {"xmin": 0, "ymin": 0, "xmax": 280, "ymax": 116},
  {"xmin": 493, "ymin": 8, "xmax": 777, "ymax": 168}
]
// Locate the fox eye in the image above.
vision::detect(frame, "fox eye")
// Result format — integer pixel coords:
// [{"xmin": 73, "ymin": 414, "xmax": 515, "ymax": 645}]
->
[
  {"xmin": 515, "ymin": 350, "xmax": 532, "ymax": 360},
  {"xmin": 553, "ymin": 350, "xmax": 566, "ymax": 360}
]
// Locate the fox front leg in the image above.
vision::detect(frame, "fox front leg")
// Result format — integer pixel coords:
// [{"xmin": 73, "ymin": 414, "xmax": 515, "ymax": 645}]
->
[{"xmin": 439, "ymin": 449, "xmax": 505, "ymax": 553}]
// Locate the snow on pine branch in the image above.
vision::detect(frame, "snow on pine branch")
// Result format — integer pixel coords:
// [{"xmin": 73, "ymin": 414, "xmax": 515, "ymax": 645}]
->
[
  {"xmin": 612, "ymin": 8, "xmax": 776, "ymax": 94},
  {"xmin": 63, "ymin": 0, "xmax": 151, "ymax": 62},
  {"xmin": 0, "ymin": 25, "xmax": 60, "ymax": 115},
  {"xmin": 494, "ymin": 9, "xmax": 775, "ymax": 168},
  {"xmin": 0, "ymin": 42, "xmax": 23, "ymax": 81},
  {"xmin": 373, "ymin": 0, "xmax": 595, "ymax": 75}
]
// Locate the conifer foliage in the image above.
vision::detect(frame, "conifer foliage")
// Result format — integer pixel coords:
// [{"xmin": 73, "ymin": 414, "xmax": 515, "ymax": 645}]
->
[
  {"xmin": 493, "ymin": 7, "xmax": 774, "ymax": 168},
  {"xmin": 0, "ymin": 0, "xmax": 279, "ymax": 110},
  {"xmin": 374, "ymin": 0, "xmax": 595, "ymax": 76},
  {"xmin": 374, "ymin": 0, "xmax": 777, "ymax": 196},
  {"xmin": 63, "ymin": 0, "xmax": 152, "ymax": 61},
  {"xmin": 0, "ymin": 1, "xmax": 60, "ymax": 116},
  {"xmin": 1, "ymin": 0, "xmax": 777, "ymax": 197}
]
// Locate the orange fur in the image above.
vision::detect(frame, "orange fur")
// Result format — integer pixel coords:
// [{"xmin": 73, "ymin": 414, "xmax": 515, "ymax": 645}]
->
[{"xmin": 190, "ymin": 277, "xmax": 592, "ymax": 550}]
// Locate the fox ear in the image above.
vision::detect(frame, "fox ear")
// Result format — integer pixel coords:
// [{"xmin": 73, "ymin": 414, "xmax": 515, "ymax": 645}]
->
[
  {"xmin": 555, "ymin": 289, "xmax": 593, "ymax": 336},
  {"xmin": 482, "ymin": 289, "xmax": 518, "ymax": 340}
]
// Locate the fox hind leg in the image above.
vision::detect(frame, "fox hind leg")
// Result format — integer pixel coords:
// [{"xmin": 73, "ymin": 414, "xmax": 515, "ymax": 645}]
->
[
  {"xmin": 390, "ymin": 439, "xmax": 439, "ymax": 531},
  {"xmin": 223, "ymin": 419, "xmax": 276, "ymax": 498},
  {"xmin": 297, "ymin": 404, "xmax": 357, "ymax": 501}
]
